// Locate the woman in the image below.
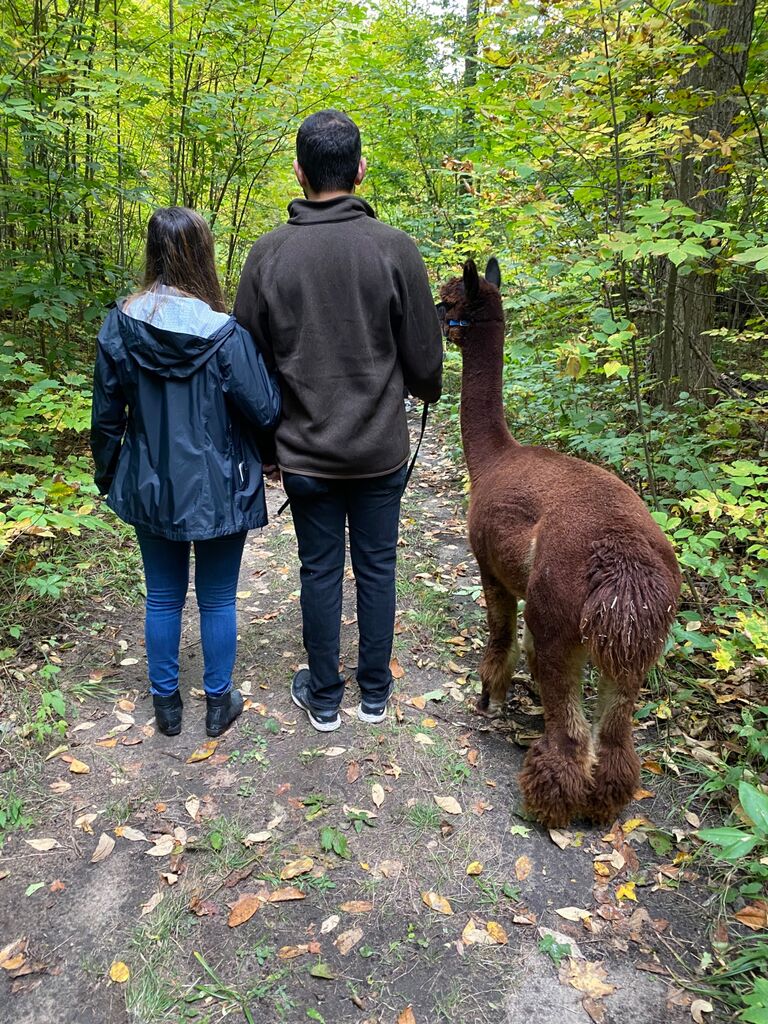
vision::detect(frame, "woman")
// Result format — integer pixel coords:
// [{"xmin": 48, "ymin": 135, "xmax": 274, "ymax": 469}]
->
[{"xmin": 91, "ymin": 207, "xmax": 281, "ymax": 738}]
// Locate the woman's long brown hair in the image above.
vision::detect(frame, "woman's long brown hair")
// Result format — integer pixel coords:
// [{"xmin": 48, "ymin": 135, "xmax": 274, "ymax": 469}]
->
[{"xmin": 128, "ymin": 206, "xmax": 227, "ymax": 313}]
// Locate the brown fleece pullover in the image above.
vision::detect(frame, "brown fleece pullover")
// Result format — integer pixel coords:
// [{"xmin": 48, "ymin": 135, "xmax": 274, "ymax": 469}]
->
[{"xmin": 233, "ymin": 195, "xmax": 443, "ymax": 479}]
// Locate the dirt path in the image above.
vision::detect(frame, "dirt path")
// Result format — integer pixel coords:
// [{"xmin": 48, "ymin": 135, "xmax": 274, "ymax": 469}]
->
[{"xmin": 0, "ymin": 414, "xmax": 714, "ymax": 1024}]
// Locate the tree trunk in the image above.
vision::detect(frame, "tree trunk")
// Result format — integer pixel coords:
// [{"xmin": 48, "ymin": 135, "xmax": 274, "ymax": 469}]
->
[{"xmin": 653, "ymin": 0, "xmax": 756, "ymax": 404}]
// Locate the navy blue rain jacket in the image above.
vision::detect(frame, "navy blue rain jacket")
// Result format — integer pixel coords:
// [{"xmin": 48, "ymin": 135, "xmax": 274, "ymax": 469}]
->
[{"xmin": 91, "ymin": 300, "xmax": 281, "ymax": 541}]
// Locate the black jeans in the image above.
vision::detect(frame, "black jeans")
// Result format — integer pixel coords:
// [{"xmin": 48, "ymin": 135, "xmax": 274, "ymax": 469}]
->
[{"xmin": 283, "ymin": 465, "xmax": 407, "ymax": 713}]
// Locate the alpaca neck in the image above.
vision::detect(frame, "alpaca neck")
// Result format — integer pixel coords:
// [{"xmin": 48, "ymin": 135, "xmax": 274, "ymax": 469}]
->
[{"xmin": 460, "ymin": 320, "xmax": 516, "ymax": 479}]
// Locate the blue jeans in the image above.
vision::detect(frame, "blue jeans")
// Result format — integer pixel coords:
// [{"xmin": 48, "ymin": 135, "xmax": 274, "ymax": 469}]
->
[
  {"xmin": 282, "ymin": 465, "xmax": 407, "ymax": 713},
  {"xmin": 135, "ymin": 529, "xmax": 247, "ymax": 697}
]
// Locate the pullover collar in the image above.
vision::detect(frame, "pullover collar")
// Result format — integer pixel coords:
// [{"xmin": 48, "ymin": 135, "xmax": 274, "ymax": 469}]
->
[{"xmin": 287, "ymin": 194, "xmax": 376, "ymax": 225}]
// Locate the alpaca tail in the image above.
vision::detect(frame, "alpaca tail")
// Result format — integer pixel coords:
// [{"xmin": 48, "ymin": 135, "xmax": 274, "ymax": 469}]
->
[{"xmin": 580, "ymin": 533, "xmax": 679, "ymax": 681}]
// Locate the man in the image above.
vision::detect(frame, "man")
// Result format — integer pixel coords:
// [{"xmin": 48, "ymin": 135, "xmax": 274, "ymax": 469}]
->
[{"xmin": 234, "ymin": 109, "xmax": 442, "ymax": 732}]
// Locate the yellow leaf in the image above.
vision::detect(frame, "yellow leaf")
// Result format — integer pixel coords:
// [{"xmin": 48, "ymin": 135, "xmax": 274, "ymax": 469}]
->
[
  {"xmin": 486, "ymin": 921, "xmax": 508, "ymax": 945},
  {"xmin": 421, "ymin": 718, "xmax": 437, "ymax": 728},
  {"xmin": 280, "ymin": 857, "xmax": 313, "ymax": 881},
  {"xmin": 621, "ymin": 818, "xmax": 645, "ymax": 835},
  {"xmin": 397, "ymin": 1008, "xmax": 416, "ymax": 1024},
  {"xmin": 594, "ymin": 861, "xmax": 611, "ymax": 877},
  {"xmin": 561, "ymin": 959, "xmax": 615, "ymax": 999},
  {"xmin": 186, "ymin": 740, "xmax": 218, "ymax": 763},
  {"xmin": 67, "ymin": 757, "xmax": 90, "ymax": 774},
  {"xmin": 616, "ymin": 882, "xmax": 638, "ymax": 902},
  {"xmin": 462, "ymin": 918, "xmax": 495, "ymax": 946},
  {"xmin": 421, "ymin": 891, "xmax": 453, "ymax": 915},
  {"xmin": 109, "ymin": 961, "xmax": 130, "ymax": 983},
  {"xmin": 515, "ymin": 855, "xmax": 533, "ymax": 881},
  {"xmin": 466, "ymin": 861, "xmax": 483, "ymax": 876}
]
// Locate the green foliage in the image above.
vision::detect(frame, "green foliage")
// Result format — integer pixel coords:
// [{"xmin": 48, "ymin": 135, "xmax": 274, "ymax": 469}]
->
[
  {"xmin": 538, "ymin": 933, "xmax": 572, "ymax": 966},
  {"xmin": 319, "ymin": 826, "xmax": 351, "ymax": 860}
]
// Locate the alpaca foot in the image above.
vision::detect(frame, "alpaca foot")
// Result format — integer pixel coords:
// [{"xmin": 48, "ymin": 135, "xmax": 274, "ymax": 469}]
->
[
  {"xmin": 475, "ymin": 691, "xmax": 505, "ymax": 717},
  {"xmin": 583, "ymin": 743, "xmax": 640, "ymax": 824},
  {"xmin": 519, "ymin": 736, "xmax": 595, "ymax": 829}
]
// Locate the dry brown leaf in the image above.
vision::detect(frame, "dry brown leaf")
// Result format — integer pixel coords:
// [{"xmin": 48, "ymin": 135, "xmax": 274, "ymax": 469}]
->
[
  {"xmin": 0, "ymin": 939, "xmax": 27, "ymax": 970},
  {"xmin": 49, "ymin": 879, "xmax": 66, "ymax": 893},
  {"xmin": 186, "ymin": 740, "xmax": 218, "ymax": 763},
  {"xmin": 556, "ymin": 907, "xmax": 592, "ymax": 922},
  {"xmin": 67, "ymin": 757, "xmax": 90, "ymax": 774},
  {"xmin": 268, "ymin": 887, "xmax": 305, "ymax": 903},
  {"xmin": 109, "ymin": 961, "xmax": 130, "ymax": 983},
  {"xmin": 346, "ymin": 761, "xmax": 361, "ymax": 784},
  {"xmin": 462, "ymin": 918, "xmax": 495, "ymax": 946},
  {"xmin": 339, "ymin": 900, "xmax": 373, "ymax": 914},
  {"xmin": 371, "ymin": 783, "xmax": 385, "ymax": 808},
  {"xmin": 91, "ymin": 832, "xmax": 115, "ymax": 863},
  {"xmin": 278, "ymin": 943, "xmax": 319, "ymax": 959},
  {"xmin": 334, "ymin": 927, "xmax": 363, "ymax": 954},
  {"xmin": 227, "ymin": 893, "xmax": 264, "ymax": 927},
  {"xmin": 409, "ymin": 695, "xmax": 426, "ymax": 710},
  {"xmin": 390, "ymin": 658, "xmax": 405, "ymax": 679},
  {"xmin": 549, "ymin": 829, "xmax": 573, "ymax": 849},
  {"xmin": 242, "ymin": 831, "xmax": 272, "ymax": 846},
  {"xmin": 74, "ymin": 813, "xmax": 98, "ymax": 834},
  {"xmin": 370, "ymin": 859, "xmax": 403, "ymax": 880},
  {"xmin": 734, "ymin": 901, "xmax": 768, "ymax": 931},
  {"xmin": 185, "ymin": 796, "xmax": 200, "ymax": 821},
  {"xmin": 49, "ymin": 780, "xmax": 71, "ymax": 795},
  {"xmin": 560, "ymin": 959, "xmax": 615, "ymax": 999},
  {"xmin": 434, "ymin": 795, "xmax": 462, "ymax": 816},
  {"xmin": 115, "ymin": 826, "xmax": 148, "ymax": 842},
  {"xmin": 421, "ymin": 891, "xmax": 453, "ymax": 915},
  {"xmin": 140, "ymin": 892, "xmax": 164, "ymax": 917},
  {"xmin": 515, "ymin": 855, "xmax": 533, "ymax": 881},
  {"xmin": 280, "ymin": 857, "xmax": 313, "ymax": 881},
  {"xmin": 486, "ymin": 921, "xmax": 508, "ymax": 945},
  {"xmin": 145, "ymin": 836, "xmax": 175, "ymax": 857},
  {"xmin": 320, "ymin": 914, "xmax": 340, "ymax": 934},
  {"xmin": 95, "ymin": 737, "xmax": 118, "ymax": 749},
  {"xmin": 397, "ymin": 1008, "xmax": 416, "ymax": 1024},
  {"xmin": 690, "ymin": 999, "xmax": 714, "ymax": 1023},
  {"xmin": 24, "ymin": 837, "xmax": 60, "ymax": 852}
]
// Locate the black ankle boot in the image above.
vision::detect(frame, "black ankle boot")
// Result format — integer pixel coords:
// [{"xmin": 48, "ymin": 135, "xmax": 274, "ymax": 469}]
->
[
  {"xmin": 206, "ymin": 689, "xmax": 243, "ymax": 737},
  {"xmin": 153, "ymin": 690, "xmax": 183, "ymax": 736}
]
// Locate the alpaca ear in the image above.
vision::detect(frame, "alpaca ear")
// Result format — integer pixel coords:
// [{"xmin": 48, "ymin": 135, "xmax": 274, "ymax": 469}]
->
[
  {"xmin": 485, "ymin": 257, "xmax": 501, "ymax": 289},
  {"xmin": 463, "ymin": 259, "xmax": 480, "ymax": 300}
]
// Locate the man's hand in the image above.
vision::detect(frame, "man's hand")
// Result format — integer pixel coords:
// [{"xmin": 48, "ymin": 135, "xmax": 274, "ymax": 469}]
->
[{"xmin": 263, "ymin": 464, "xmax": 281, "ymax": 483}]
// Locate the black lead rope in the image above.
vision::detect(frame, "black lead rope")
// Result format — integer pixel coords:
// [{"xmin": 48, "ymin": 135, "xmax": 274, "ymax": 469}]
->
[{"xmin": 274, "ymin": 401, "xmax": 430, "ymax": 517}]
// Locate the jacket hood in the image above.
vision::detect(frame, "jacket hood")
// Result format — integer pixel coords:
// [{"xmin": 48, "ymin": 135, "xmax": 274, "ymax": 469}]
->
[
  {"xmin": 116, "ymin": 295, "xmax": 237, "ymax": 380},
  {"xmin": 287, "ymin": 194, "xmax": 376, "ymax": 226}
]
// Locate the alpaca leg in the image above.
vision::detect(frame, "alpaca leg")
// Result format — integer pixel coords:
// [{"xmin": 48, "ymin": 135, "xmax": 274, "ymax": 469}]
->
[
  {"xmin": 521, "ymin": 624, "xmax": 541, "ymax": 698},
  {"xmin": 518, "ymin": 647, "xmax": 594, "ymax": 828},
  {"xmin": 476, "ymin": 571, "xmax": 519, "ymax": 714},
  {"xmin": 586, "ymin": 673, "xmax": 641, "ymax": 824}
]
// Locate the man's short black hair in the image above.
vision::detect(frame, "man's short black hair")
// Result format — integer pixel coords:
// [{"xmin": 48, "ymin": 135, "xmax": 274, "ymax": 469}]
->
[{"xmin": 296, "ymin": 109, "xmax": 361, "ymax": 194}]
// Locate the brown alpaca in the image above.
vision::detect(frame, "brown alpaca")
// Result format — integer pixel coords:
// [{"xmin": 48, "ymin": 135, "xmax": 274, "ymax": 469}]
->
[{"xmin": 438, "ymin": 258, "xmax": 681, "ymax": 828}]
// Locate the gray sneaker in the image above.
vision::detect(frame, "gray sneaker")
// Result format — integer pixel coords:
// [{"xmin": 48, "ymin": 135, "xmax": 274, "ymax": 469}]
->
[
  {"xmin": 291, "ymin": 669, "xmax": 341, "ymax": 733},
  {"xmin": 357, "ymin": 679, "xmax": 395, "ymax": 725}
]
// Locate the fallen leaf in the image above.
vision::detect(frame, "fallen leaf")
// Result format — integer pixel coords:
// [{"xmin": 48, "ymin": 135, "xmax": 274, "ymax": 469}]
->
[
  {"xmin": 227, "ymin": 893, "xmax": 264, "ymax": 927},
  {"xmin": 310, "ymin": 962, "xmax": 336, "ymax": 980},
  {"xmin": 242, "ymin": 831, "xmax": 272, "ymax": 846},
  {"xmin": 413, "ymin": 732, "xmax": 434, "ymax": 746},
  {"xmin": 462, "ymin": 918, "xmax": 495, "ymax": 946},
  {"xmin": 515, "ymin": 855, "xmax": 533, "ymax": 881},
  {"xmin": 486, "ymin": 920, "xmax": 508, "ymax": 944},
  {"xmin": 370, "ymin": 859, "xmax": 403, "ymax": 880},
  {"xmin": 280, "ymin": 857, "xmax": 313, "ymax": 880},
  {"xmin": 119, "ymin": 657, "xmax": 139, "ymax": 667},
  {"xmin": 409, "ymin": 695, "xmax": 426, "ymax": 710},
  {"xmin": 49, "ymin": 780, "xmax": 71, "ymax": 794},
  {"xmin": 115, "ymin": 826, "xmax": 148, "ymax": 842},
  {"xmin": 346, "ymin": 761, "xmax": 361, "ymax": 784},
  {"xmin": 621, "ymin": 818, "xmax": 646, "ymax": 835},
  {"xmin": 371, "ymin": 783, "xmax": 385, "ymax": 808},
  {"xmin": 114, "ymin": 710, "xmax": 135, "ymax": 726},
  {"xmin": 67, "ymin": 757, "xmax": 90, "ymax": 774},
  {"xmin": 549, "ymin": 829, "xmax": 573, "ymax": 850},
  {"xmin": 390, "ymin": 658, "xmax": 405, "ymax": 679},
  {"xmin": 49, "ymin": 879, "xmax": 66, "ymax": 893},
  {"xmin": 560, "ymin": 959, "xmax": 615, "ymax": 999},
  {"xmin": 45, "ymin": 744, "xmax": 68, "ymax": 761},
  {"xmin": 538, "ymin": 927, "xmax": 584, "ymax": 960},
  {"xmin": 117, "ymin": 699, "xmax": 135, "ymax": 712},
  {"xmin": 334, "ymin": 927, "xmax": 363, "ymax": 954},
  {"xmin": 0, "ymin": 939, "xmax": 27, "ymax": 970},
  {"xmin": 691, "ymin": 999, "xmax": 713, "ymax": 1023},
  {"xmin": 91, "ymin": 833, "xmax": 115, "ymax": 863},
  {"xmin": 161, "ymin": 872, "xmax": 179, "ymax": 886},
  {"xmin": 24, "ymin": 838, "xmax": 60, "ymax": 852},
  {"xmin": 185, "ymin": 796, "xmax": 200, "ymax": 821},
  {"xmin": 323, "ymin": 746, "xmax": 346, "ymax": 757},
  {"xmin": 633, "ymin": 788, "xmax": 655, "ymax": 800},
  {"xmin": 421, "ymin": 718, "xmax": 437, "ymax": 728},
  {"xmin": 74, "ymin": 813, "xmax": 98, "ymax": 834},
  {"xmin": 140, "ymin": 892, "xmax": 164, "ymax": 917},
  {"xmin": 434, "ymin": 795, "xmax": 462, "ymax": 816},
  {"xmin": 734, "ymin": 901, "xmax": 768, "ymax": 931},
  {"xmin": 321, "ymin": 914, "xmax": 340, "ymax": 934},
  {"xmin": 145, "ymin": 836, "xmax": 175, "ymax": 857},
  {"xmin": 616, "ymin": 882, "xmax": 637, "ymax": 902},
  {"xmin": 187, "ymin": 740, "xmax": 218, "ymax": 763},
  {"xmin": 466, "ymin": 861, "xmax": 483, "ymax": 876},
  {"xmin": 268, "ymin": 887, "xmax": 305, "ymax": 903},
  {"xmin": 397, "ymin": 1009, "xmax": 416, "ymax": 1024},
  {"xmin": 340, "ymin": 900, "xmax": 373, "ymax": 914},
  {"xmin": 421, "ymin": 891, "xmax": 453, "ymax": 915},
  {"xmin": 556, "ymin": 907, "xmax": 592, "ymax": 922},
  {"xmin": 95, "ymin": 737, "xmax": 118, "ymax": 749},
  {"xmin": 109, "ymin": 961, "xmax": 130, "ymax": 983},
  {"xmin": 278, "ymin": 944, "xmax": 313, "ymax": 959}
]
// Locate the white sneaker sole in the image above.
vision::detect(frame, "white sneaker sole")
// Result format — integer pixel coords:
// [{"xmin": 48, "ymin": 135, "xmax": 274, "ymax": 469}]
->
[
  {"xmin": 291, "ymin": 691, "xmax": 341, "ymax": 732},
  {"xmin": 357, "ymin": 703, "xmax": 387, "ymax": 724}
]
